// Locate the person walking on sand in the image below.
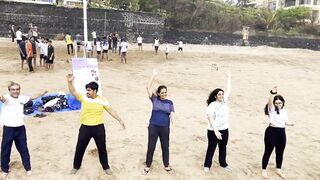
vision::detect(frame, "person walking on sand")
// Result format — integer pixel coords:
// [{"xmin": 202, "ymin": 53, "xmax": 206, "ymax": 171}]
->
[
  {"xmin": 262, "ymin": 86, "xmax": 295, "ymax": 179},
  {"xmin": 154, "ymin": 37, "xmax": 160, "ymax": 55},
  {"xmin": 203, "ymin": 72, "xmax": 232, "ymax": 173},
  {"xmin": 0, "ymin": 82, "xmax": 47, "ymax": 178},
  {"xmin": 9, "ymin": 25, "xmax": 15, "ymax": 43},
  {"xmin": 18, "ymin": 36, "xmax": 27, "ymax": 70},
  {"xmin": 137, "ymin": 35, "xmax": 143, "ymax": 51},
  {"xmin": 120, "ymin": 39, "xmax": 128, "ymax": 64},
  {"xmin": 164, "ymin": 43, "xmax": 170, "ymax": 60},
  {"xmin": 65, "ymin": 32, "xmax": 73, "ymax": 55},
  {"xmin": 142, "ymin": 69, "xmax": 175, "ymax": 175},
  {"xmin": 67, "ymin": 75, "xmax": 126, "ymax": 175}
]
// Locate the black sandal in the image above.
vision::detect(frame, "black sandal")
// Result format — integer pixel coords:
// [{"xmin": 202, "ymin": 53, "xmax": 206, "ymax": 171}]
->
[
  {"xmin": 142, "ymin": 168, "xmax": 150, "ymax": 175},
  {"xmin": 164, "ymin": 167, "xmax": 175, "ymax": 174}
]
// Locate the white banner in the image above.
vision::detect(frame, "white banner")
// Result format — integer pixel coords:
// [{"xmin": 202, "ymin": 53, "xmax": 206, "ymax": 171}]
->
[{"xmin": 71, "ymin": 58, "xmax": 102, "ymax": 96}]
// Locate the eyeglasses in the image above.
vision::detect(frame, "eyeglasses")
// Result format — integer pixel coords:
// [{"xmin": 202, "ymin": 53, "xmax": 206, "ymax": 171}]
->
[{"xmin": 9, "ymin": 88, "xmax": 20, "ymax": 91}]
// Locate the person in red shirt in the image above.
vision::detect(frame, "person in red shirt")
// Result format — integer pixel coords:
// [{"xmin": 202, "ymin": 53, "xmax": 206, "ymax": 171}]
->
[{"xmin": 26, "ymin": 39, "xmax": 34, "ymax": 72}]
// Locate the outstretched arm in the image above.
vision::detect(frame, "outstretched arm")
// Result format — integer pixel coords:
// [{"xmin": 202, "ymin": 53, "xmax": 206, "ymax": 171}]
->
[
  {"xmin": 66, "ymin": 73, "xmax": 80, "ymax": 101},
  {"xmin": 147, "ymin": 69, "xmax": 157, "ymax": 98},
  {"xmin": 30, "ymin": 90, "xmax": 48, "ymax": 100},
  {"xmin": 104, "ymin": 106, "xmax": 126, "ymax": 129},
  {"xmin": 0, "ymin": 95, "xmax": 6, "ymax": 103}
]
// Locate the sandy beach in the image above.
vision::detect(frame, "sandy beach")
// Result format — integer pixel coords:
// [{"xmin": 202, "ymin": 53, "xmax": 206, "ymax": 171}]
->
[{"xmin": 0, "ymin": 38, "xmax": 319, "ymax": 180}]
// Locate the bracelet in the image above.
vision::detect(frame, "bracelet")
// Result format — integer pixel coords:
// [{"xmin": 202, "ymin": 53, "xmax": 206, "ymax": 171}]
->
[{"xmin": 270, "ymin": 90, "xmax": 277, "ymax": 95}]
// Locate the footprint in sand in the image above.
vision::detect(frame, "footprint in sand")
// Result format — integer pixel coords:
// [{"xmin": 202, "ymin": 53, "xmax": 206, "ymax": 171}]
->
[
  {"xmin": 192, "ymin": 135, "xmax": 206, "ymax": 142},
  {"xmin": 88, "ymin": 148, "xmax": 98, "ymax": 157}
]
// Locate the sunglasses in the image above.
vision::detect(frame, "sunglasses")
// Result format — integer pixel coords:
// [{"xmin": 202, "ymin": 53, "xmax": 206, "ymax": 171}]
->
[{"xmin": 9, "ymin": 88, "xmax": 20, "ymax": 91}]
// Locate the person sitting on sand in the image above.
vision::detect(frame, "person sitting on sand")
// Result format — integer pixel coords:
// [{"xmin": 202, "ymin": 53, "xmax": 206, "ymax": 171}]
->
[
  {"xmin": 142, "ymin": 69, "xmax": 175, "ymax": 175},
  {"xmin": 262, "ymin": 86, "xmax": 295, "ymax": 179}
]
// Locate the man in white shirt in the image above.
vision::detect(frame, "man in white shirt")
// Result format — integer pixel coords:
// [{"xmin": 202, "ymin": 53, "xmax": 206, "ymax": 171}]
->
[
  {"xmin": 164, "ymin": 43, "xmax": 170, "ymax": 60},
  {"xmin": 91, "ymin": 30, "xmax": 97, "ymax": 46},
  {"xmin": 178, "ymin": 41, "xmax": 183, "ymax": 52},
  {"xmin": 120, "ymin": 39, "xmax": 128, "ymax": 63},
  {"xmin": 137, "ymin": 35, "xmax": 143, "ymax": 51},
  {"xmin": 0, "ymin": 82, "xmax": 47, "ymax": 178},
  {"xmin": 154, "ymin": 37, "xmax": 160, "ymax": 55},
  {"xmin": 15, "ymin": 27, "xmax": 22, "ymax": 45}
]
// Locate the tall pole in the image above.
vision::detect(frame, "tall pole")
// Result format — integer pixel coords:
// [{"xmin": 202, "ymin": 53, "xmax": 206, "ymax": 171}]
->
[{"xmin": 83, "ymin": 0, "xmax": 88, "ymax": 57}]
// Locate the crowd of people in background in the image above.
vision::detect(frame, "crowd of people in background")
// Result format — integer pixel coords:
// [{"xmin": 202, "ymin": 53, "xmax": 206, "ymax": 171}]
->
[
  {"xmin": 9, "ymin": 24, "xmax": 186, "ymax": 71},
  {"xmin": 10, "ymin": 23, "xmax": 55, "ymax": 72}
]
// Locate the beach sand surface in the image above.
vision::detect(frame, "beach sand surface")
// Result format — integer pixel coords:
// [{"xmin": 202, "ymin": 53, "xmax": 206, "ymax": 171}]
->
[{"xmin": 0, "ymin": 38, "xmax": 319, "ymax": 180}]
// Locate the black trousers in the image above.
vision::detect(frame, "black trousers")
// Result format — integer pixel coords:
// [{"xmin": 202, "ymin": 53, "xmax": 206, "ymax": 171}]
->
[
  {"xmin": 73, "ymin": 124, "xmax": 110, "ymax": 170},
  {"xmin": 204, "ymin": 129, "xmax": 229, "ymax": 168},
  {"xmin": 67, "ymin": 44, "xmax": 74, "ymax": 54},
  {"xmin": 146, "ymin": 125, "xmax": 170, "ymax": 167},
  {"xmin": 27, "ymin": 57, "xmax": 34, "ymax": 72},
  {"xmin": 262, "ymin": 126, "xmax": 286, "ymax": 169},
  {"xmin": 1, "ymin": 126, "xmax": 31, "ymax": 173}
]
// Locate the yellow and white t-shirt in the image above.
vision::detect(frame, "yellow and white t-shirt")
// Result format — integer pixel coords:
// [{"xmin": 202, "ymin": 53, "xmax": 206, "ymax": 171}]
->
[{"xmin": 78, "ymin": 94, "xmax": 110, "ymax": 126}]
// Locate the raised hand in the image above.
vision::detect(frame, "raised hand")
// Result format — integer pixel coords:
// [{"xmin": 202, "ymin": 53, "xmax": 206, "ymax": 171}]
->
[{"xmin": 66, "ymin": 74, "xmax": 75, "ymax": 82}]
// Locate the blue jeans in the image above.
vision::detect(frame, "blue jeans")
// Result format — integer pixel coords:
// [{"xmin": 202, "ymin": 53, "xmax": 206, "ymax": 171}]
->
[{"xmin": 1, "ymin": 126, "xmax": 31, "ymax": 173}]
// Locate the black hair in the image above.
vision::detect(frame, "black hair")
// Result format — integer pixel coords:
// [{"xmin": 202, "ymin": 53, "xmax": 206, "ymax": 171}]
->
[
  {"xmin": 264, "ymin": 95, "xmax": 285, "ymax": 115},
  {"xmin": 207, "ymin": 88, "xmax": 224, "ymax": 106},
  {"xmin": 85, "ymin": 81, "xmax": 99, "ymax": 93},
  {"xmin": 156, "ymin": 85, "xmax": 167, "ymax": 96}
]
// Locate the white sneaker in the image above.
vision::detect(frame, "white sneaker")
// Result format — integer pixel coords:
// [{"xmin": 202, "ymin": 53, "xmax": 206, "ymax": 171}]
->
[
  {"xmin": 223, "ymin": 166, "xmax": 232, "ymax": 172},
  {"xmin": 27, "ymin": 170, "xmax": 32, "ymax": 176},
  {"xmin": 204, "ymin": 167, "xmax": 210, "ymax": 172}
]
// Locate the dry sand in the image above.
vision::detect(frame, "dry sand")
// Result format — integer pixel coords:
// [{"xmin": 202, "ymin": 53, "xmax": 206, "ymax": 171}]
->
[{"xmin": 0, "ymin": 38, "xmax": 319, "ymax": 180}]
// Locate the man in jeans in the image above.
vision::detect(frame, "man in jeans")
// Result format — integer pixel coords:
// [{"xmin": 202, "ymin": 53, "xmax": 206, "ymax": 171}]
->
[
  {"xmin": 0, "ymin": 82, "xmax": 47, "ymax": 178},
  {"xmin": 66, "ymin": 74, "xmax": 126, "ymax": 175}
]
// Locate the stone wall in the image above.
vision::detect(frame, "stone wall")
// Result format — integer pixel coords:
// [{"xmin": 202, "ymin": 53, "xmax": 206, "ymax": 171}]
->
[
  {"xmin": 0, "ymin": 1, "xmax": 165, "ymax": 42},
  {"xmin": 164, "ymin": 30, "xmax": 320, "ymax": 50}
]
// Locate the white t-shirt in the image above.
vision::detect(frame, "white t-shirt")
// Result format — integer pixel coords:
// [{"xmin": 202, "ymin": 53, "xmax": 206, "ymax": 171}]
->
[
  {"xmin": 154, "ymin": 39, "xmax": 159, "ymax": 46},
  {"xmin": 102, "ymin": 41, "xmax": 108, "ymax": 50},
  {"xmin": 91, "ymin": 31, "xmax": 97, "ymax": 39},
  {"xmin": 16, "ymin": 30, "xmax": 22, "ymax": 40},
  {"xmin": 0, "ymin": 94, "xmax": 30, "ymax": 127},
  {"xmin": 42, "ymin": 43, "xmax": 48, "ymax": 56},
  {"xmin": 206, "ymin": 98, "xmax": 229, "ymax": 131},
  {"xmin": 165, "ymin": 44, "xmax": 170, "ymax": 53},
  {"xmin": 86, "ymin": 41, "xmax": 93, "ymax": 51},
  {"xmin": 96, "ymin": 41, "xmax": 102, "ymax": 52},
  {"xmin": 120, "ymin": 42, "xmax": 128, "ymax": 52},
  {"xmin": 268, "ymin": 107, "xmax": 288, "ymax": 128},
  {"xmin": 178, "ymin": 41, "xmax": 183, "ymax": 48},
  {"xmin": 137, "ymin": 37, "xmax": 143, "ymax": 43}
]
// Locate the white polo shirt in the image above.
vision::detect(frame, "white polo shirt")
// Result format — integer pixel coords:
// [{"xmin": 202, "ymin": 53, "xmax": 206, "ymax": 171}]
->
[
  {"xmin": 0, "ymin": 94, "xmax": 30, "ymax": 127},
  {"xmin": 16, "ymin": 30, "xmax": 22, "ymax": 41}
]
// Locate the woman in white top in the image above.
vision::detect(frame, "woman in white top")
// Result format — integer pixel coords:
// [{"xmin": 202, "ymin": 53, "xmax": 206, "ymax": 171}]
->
[
  {"xmin": 262, "ymin": 86, "xmax": 295, "ymax": 179},
  {"xmin": 204, "ymin": 72, "xmax": 231, "ymax": 172}
]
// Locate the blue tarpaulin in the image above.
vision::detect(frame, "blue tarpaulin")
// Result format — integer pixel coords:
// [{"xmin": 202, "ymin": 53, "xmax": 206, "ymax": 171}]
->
[{"xmin": 0, "ymin": 93, "xmax": 81, "ymax": 116}]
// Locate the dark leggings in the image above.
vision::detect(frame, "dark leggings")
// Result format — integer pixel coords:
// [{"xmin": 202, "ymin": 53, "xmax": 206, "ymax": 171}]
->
[
  {"xmin": 262, "ymin": 126, "xmax": 286, "ymax": 169},
  {"xmin": 73, "ymin": 124, "xmax": 110, "ymax": 170},
  {"xmin": 146, "ymin": 125, "xmax": 170, "ymax": 167},
  {"xmin": 204, "ymin": 129, "xmax": 229, "ymax": 168},
  {"xmin": 67, "ymin": 44, "xmax": 74, "ymax": 54}
]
